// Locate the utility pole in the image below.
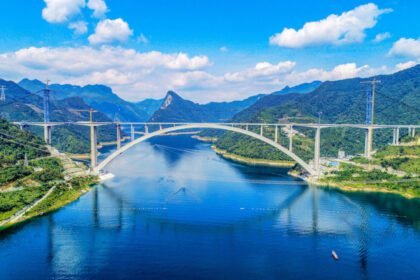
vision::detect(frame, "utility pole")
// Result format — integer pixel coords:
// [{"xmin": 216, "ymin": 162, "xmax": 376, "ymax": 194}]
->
[
  {"xmin": 361, "ymin": 79, "xmax": 381, "ymax": 158},
  {"xmin": 0, "ymin": 85, "xmax": 6, "ymax": 102}
]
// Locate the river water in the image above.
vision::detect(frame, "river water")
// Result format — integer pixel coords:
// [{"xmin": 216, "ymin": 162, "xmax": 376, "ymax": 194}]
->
[{"xmin": 1, "ymin": 136, "xmax": 419, "ymax": 280}]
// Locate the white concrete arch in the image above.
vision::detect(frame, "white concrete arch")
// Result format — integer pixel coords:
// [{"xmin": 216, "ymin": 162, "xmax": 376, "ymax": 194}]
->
[{"xmin": 94, "ymin": 123, "xmax": 316, "ymax": 175}]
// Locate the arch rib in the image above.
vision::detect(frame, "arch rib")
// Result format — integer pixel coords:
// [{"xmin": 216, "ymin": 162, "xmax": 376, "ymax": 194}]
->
[{"xmin": 94, "ymin": 124, "xmax": 316, "ymax": 175}]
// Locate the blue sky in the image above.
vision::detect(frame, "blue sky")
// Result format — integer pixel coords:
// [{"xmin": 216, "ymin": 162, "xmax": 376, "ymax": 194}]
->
[{"xmin": 0, "ymin": 0, "xmax": 419, "ymax": 102}]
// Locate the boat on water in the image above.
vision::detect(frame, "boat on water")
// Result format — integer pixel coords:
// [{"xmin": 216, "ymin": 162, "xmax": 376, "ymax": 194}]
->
[
  {"xmin": 331, "ymin": 250, "xmax": 339, "ymax": 261},
  {"xmin": 99, "ymin": 171, "xmax": 115, "ymax": 182}
]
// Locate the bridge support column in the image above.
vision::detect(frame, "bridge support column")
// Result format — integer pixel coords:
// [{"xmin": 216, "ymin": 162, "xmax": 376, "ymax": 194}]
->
[
  {"xmin": 145, "ymin": 125, "xmax": 149, "ymax": 134},
  {"xmin": 260, "ymin": 125, "xmax": 263, "ymax": 136},
  {"xmin": 364, "ymin": 128, "xmax": 373, "ymax": 158},
  {"xmin": 412, "ymin": 128, "xmax": 416, "ymax": 137},
  {"xmin": 116, "ymin": 124, "xmax": 121, "ymax": 149},
  {"xmin": 44, "ymin": 125, "xmax": 52, "ymax": 145},
  {"xmin": 274, "ymin": 126, "xmax": 278, "ymax": 143},
  {"xmin": 396, "ymin": 127, "xmax": 400, "ymax": 145},
  {"xmin": 392, "ymin": 128, "xmax": 395, "ymax": 145},
  {"xmin": 245, "ymin": 124, "xmax": 248, "ymax": 131},
  {"xmin": 314, "ymin": 127, "xmax": 321, "ymax": 175},
  {"xmin": 90, "ymin": 125, "xmax": 98, "ymax": 171},
  {"xmin": 159, "ymin": 124, "xmax": 163, "ymax": 130},
  {"xmin": 131, "ymin": 124, "xmax": 135, "ymax": 142},
  {"xmin": 288, "ymin": 126, "xmax": 293, "ymax": 152},
  {"xmin": 19, "ymin": 124, "xmax": 25, "ymax": 131}
]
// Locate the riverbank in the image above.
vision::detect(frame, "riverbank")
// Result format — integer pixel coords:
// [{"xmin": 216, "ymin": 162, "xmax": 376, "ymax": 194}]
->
[
  {"xmin": 0, "ymin": 176, "xmax": 98, "ymax": 232},
  {"xmin": 288, "ymin": 169, "xmax": 420, "ymax": 199},
  {"xmin": 212, "ymin": 146, "xmax": 295, "ymax": 168}
]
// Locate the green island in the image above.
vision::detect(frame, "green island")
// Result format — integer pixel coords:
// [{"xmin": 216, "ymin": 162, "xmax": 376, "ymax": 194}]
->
[{"xmin": 0, "ymin": 118, "xmax": 98, "ymax": 231}]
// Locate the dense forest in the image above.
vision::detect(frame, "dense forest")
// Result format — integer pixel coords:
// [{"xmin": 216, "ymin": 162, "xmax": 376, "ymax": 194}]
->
[{"xmin": 214, "ymin": 65, "xmax": 420, "ymax": 161}]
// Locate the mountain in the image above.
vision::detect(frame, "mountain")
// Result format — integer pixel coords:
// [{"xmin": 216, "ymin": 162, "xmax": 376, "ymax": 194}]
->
[
  {"xmin": 18, "ymin": 79, "xmax": 149, "ymax": 122},
  {"xmin": 272, "ymin": 81, "xmax": 322, "ymax": 95},
  {"xmin": 1, "ymin": 79, "xmax": 116, "ymax": 154},
  {"xmin": 135, "ymin": 98, "xmax": 164, "ymax": 117},
  {"xmin": 149, "ymin": 91, "xmax": 265, "ymax": 122},
  {"xmin": 215, "ymin": 64, "xmax": 420, "ymax": 160}
]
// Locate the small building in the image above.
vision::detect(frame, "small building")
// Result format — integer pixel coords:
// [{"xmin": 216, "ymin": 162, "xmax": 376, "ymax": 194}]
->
[{"xmin": 338, "ymin": 150, "xmax": 346, "ymax": 159}]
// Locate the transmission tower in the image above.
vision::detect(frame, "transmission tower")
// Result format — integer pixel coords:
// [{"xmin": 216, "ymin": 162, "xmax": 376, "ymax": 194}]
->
[
  {"xmin": 0, "ymin": 85, "xmax": 6, "ymax": 102},
  {"xmin": 361, "ymin": 78, "xmax": 381, "ymax": 158},
  {"xmin": 361, "ymin": 78, "xmax": 381, "ymax": 125}
]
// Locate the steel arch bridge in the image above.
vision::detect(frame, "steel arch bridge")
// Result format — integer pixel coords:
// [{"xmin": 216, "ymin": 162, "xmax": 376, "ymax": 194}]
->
[{"xmin": 94, "ymin": 123, "xmax": 316, "ymax": 175}]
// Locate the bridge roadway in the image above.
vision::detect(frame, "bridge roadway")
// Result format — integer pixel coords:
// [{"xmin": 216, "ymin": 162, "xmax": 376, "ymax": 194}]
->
[{"xmin": 12, "ymin": 121, "xmax": 419, "ymax": 176}]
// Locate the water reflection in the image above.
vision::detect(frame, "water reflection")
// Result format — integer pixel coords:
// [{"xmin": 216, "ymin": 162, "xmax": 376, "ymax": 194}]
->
[{"xmin": 0, "ymin": 135, "xmax": 419, "ymax": 280}]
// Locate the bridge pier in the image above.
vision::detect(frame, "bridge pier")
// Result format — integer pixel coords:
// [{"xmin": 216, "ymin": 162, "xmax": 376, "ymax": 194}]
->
[
  {"xmin": 274, "ymin": 125, "xmax": 278, "ymax": 143},
  {"xmin": 245, "ymin": 124, "xmax": 249, "ymax": 131},
  {"xmin": 131, "ymin": 124, "xmax": 135, "ymax": 142},
  {"xmin": 364, "ymin": 127, "xmax": 374, "ymax": 159},
  {"xmin": 44, "ymin": 125, "xmax": 52, "ymax": 145},
  {"xmin": 314, "ymin": 127, "xmax": 321, "ymax": 175},
  {"xmin": 396, "ymin": 127, "xmax": 400, "ymax": 145},
  {"xmin": 288, "ymin": 126, "xmax": 293, "ymax": 152},
  {"xmin": 145, "ymin": 125, "xmax": 149, "ymax": 134},
  {"xmin": 260, "ymin": 125, "xmax": 263, "ymax": 136},
  {"xmin": 90, "ymin": 125, "xmax": 98, "ymax": 171},
  {"xmin": 412, "ymin": 127, "xmax": 416, "ymax": 137},
  {"xmin": 116, "ymin": 124, "xmax": 121, "ymax": 149}
]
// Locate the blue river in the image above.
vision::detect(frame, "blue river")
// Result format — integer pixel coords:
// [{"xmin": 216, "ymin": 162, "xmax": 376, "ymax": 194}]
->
[{"xmin": 1, "ymin": 135, "xmax": 419, "ymax": 280}]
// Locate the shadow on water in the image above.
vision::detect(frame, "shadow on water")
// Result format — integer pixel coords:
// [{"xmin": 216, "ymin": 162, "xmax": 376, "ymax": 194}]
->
[
  {"xmin": 340, "ymin": 190, "xmax": 420, "ymax": 230},
  {"xmin": 148, "ymin": 135, "xmax": 202, "ymax": 167}
]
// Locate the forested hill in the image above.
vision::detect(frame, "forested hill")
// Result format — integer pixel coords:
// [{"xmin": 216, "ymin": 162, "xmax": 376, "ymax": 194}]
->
[
  {"xmin": 231, "ymin": 64, "xmax": 420, "ymax": 124},
  {"xmin": 0, "ymin": 79, "xmax": 116, "ymax": 154},
  {"xmin": 149, "ymin": 91, "xmax": 264, "ymax": 122},
  {"xmin": 0, "ymin": 118, "xmax": 49, "ymax": 167},
  {"xmin": 214, "ymin": 64, "xmax": 420, "ymax": 162},
  {"xmin": 19, "ymin": 79, "xmax": 150, "ymax": 122}
]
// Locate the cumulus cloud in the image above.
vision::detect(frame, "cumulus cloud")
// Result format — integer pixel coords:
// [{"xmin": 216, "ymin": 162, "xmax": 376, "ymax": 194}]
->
[
  {"xmin": 225, "ymin": 61, "xmax": 296, "ymax": 82},
  {"xmin": 87, "ymin": 0, "xmax": 108, "ymax": 18},
  {"xmin": 389, "ymin": 38, "xmax": 420, "ymax": 59},
  {"xmin": 68, "ymin": 20, "xmax": 88, "ymax": 34},
  {"xmin": 269, "ymin": 3, "xmax": 392, "ymax": 48},
  {"xmin": 373, "ymin": 32, "xmax": 391, "ymax": 43},
  {"xmin": 395, "ymin": 61, "xmax": 417, "ymax": 71},
  {"xmin": 88, "ymin": 18, "xmax": 133, "ymax": 45},
  {"xmin": 0, "ymin": 46, "xmax": 395, "ymax": 102},
  {"xmin": 42, "ymin": 0, "xmax": 85, "ymax": 23}
]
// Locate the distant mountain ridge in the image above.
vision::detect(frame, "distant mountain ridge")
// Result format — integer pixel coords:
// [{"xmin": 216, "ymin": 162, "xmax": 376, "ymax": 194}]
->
[
  {"xmin": 0, "ymin": 79, "xmax": 116, "ymax": 153},
  {"xmin": 272, "ymin": 81, "xmax": 322, "ymax": 95},
  {"xmin": 149, "ymin": 91, "xmax": 265, "ymax": 122},
  {"xmin": 18, "ymin": 79, "xmax": 150, "ymax": 122}
]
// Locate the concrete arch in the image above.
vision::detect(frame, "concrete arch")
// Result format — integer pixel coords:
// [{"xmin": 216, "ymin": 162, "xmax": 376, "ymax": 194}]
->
[{"xmin": 94, "ymin": 124, "xmax": 315, "ymax": 175}]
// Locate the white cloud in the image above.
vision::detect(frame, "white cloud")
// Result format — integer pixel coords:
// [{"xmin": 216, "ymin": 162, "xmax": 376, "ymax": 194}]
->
[
  {"xmin": 373, "ymin": 32, "xmax": 391, "ymax": 43},
  {"xmin": 42, "ymin": 0, "xmax": 85, "ymax": 23},
  {"xmin": 395, "ymin": 61, "xmax": 417, "ymax": 71},
  {"xmin": 269, "ymin": 3, "xmax": 392, "ymax": 48},
  {"xmin": 389, "ymin": 38, "xmax": 420, "ymax": 59},
  {"xmin": 137, "ymin": 33, "xmax": 150, "ymax": 45},
  {"xmin": 219, "ymin": 46, "xmax": 229, "ymax": 52},
  {"xmin": 224, "ymin": 61, "xmax": 296, "ymax": 82},
  {"xmin": 0, "ymin": 46, "xmax": 396, "ymax": 103},
  {"xmin": 87, "ymin": 0, "xmax": 108, "ymax": 18},
  {"xmin": 68, "ymin": 20, "xmax": 88, "ymax": 34},
  {"xmin": 88, "ymin": 18, "xmax": 134, "ymax": 45},
  {"xmin": 165, "ymin": 53, "xmax": 210, "ymax": 70}
]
